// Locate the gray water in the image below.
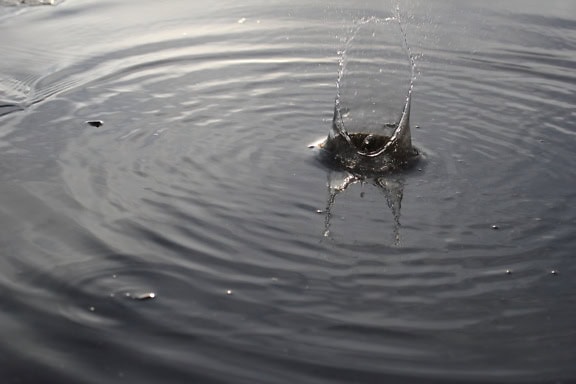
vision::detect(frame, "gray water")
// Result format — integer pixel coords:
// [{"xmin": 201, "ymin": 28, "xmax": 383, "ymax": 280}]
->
[{"xmin": 1, "ymin": 0, "xmax": 575, "ymax": 383}]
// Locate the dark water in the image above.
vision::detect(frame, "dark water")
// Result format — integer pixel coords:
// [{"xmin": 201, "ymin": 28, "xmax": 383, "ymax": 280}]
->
[{"xmin": 1, "ymin": 0, "xmax": 576, "ymax": 383}]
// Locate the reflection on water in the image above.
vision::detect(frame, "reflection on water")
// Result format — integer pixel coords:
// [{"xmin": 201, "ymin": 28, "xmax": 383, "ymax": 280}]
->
[{"xmin": 323, "ymin": 171, "xmax": 405, "ymax": 246}]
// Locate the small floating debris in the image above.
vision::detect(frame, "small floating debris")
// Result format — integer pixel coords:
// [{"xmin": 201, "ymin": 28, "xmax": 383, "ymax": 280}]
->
[
  {"xmin": 505, "ymin": 269, "xmax": 512, "ymax": 275},
  {"xmin": 307, "ymin": 138, "xmax": 325, "ymax": 149},
  {"xmin": 135, "ymin": 292, "xmax": 156, "ymax": 301},
  {"xmin": 550, "ymin": 270, "xmax": 558, "ymax": 276},
  {"xmin": 85, "ymin": 120, "xmax": 103, "ymax": 128},
  {"xmin": 491, "ymin": 224, "xmax": 499, "ymax": 230},
  {"xmin": 237, "ymin": 17, "xmax": 246, "ymax": 24},
  {"xmin": 226, "ymin": 289, "xmax": 233, "ymax": 295},
  {"xmin": 124, "ymin": 292, "xmax": 156, "ymax": 301}
]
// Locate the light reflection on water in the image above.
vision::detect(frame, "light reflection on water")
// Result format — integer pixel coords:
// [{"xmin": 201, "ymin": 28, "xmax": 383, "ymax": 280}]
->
[{"xmin": 0, "ymin": 0, "xmax": 575, "ymax": 383}]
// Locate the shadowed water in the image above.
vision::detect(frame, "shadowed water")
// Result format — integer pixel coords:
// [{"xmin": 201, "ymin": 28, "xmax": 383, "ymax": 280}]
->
[{"xmin": 1, "ymin": 0, "xmax": 576, "ymax": 383}]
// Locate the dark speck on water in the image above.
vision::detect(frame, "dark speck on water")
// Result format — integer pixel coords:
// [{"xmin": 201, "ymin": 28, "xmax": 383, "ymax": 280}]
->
[{"xmin": 86, "ymin": 120, "xmax": 103, "ymax": 128}]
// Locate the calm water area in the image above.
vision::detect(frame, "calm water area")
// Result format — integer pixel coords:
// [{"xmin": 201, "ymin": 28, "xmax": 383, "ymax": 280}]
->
[{"xmin": 1, "ymin": 0, "xmax": 575, "ymax": 383}]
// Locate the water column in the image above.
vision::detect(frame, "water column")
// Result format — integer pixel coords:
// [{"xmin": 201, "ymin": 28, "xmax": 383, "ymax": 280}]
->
[
  {"xmin": 319, "ymin": 13, "xmax": 418, "ymax": 243},
  {"xmin": 331, "ymin": 15, "xmax": 416, "ymax": 159}
]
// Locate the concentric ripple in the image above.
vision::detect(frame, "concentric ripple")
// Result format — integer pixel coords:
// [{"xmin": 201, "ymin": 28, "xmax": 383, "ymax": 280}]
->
[{"xmin": 0, "ymin": 1, "xmax": 575, "ymax": 383}]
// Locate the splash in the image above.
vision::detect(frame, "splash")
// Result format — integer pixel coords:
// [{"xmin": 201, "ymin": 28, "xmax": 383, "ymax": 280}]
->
[
  {"xmin": 319, "ymin": 11, "xmax": 419, "ymax": 176},
  {"xmin": 314, "ymin": 9, "xmax": 420, "ymax": 244}
]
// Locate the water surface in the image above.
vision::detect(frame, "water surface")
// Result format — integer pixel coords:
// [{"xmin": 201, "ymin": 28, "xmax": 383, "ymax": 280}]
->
[{"xmin": 1, "ymin": 0, "xmax": 575, "ymax": 383}]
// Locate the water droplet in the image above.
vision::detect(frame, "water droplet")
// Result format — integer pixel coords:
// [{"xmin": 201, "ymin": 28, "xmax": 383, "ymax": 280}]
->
[
  {"xmin": 491, "ymin": 224, "xmax": 499, "ymax": 230},
  {"xmin": 134, "ymin": 292, "xmax": 156, "ymax": 301},
  {"xmin": 85, "ymin": 120, "xmax": 103, "ymax": 128},
  {"xmin": 315, "ymin": 209, "xmax": 323, "ymax": 214},
  {"xmin": 505, "ymin": 270, "xmax": 512, "ymax": 275},
  {"xmin": 550, "ymin": 270, "xmax": 558, "ymax": 276}
]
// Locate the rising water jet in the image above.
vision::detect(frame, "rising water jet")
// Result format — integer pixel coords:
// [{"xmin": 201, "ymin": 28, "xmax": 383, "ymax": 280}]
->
[
  {"xmin": 316, "ymin": 14, "xmax": 420, "ymax": 177},
  {"xmin": 312, "ymin": 14, "xmax": 420, "ymax": 243}
]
